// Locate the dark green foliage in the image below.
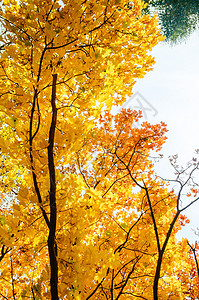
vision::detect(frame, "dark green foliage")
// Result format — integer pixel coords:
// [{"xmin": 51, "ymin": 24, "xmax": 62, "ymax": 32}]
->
[{"xmin": 144, "ymin": 0, "xmax": 199, "ymax": 44}]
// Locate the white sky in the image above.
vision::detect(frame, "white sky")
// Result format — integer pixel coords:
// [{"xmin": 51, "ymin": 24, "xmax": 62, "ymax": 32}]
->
[{"xmin": 127, "ymin": 31, "xmax": 199, "ymax": 242}]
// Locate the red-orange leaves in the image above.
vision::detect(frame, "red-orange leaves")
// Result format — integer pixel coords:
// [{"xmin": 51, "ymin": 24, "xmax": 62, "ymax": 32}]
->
[
  {"xmin": 179, "ymin": 214, "xmax": 190, "ymax": 227},
  {"xmin": 89, "ymin": 109, "xmax": 167, "ymax": 185}
]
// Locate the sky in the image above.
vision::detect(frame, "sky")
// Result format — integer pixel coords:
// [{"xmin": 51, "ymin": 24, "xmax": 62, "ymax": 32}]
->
[{"xmin": 121, "ymin": 31, "xmax": 199, "ymax": 242}]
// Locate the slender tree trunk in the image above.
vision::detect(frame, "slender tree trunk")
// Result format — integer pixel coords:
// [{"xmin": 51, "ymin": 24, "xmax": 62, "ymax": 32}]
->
[
  {"xmin": 153, "ymin": 212, "xmax": 180, "ymax": 300},
  {"xmin": 47, "ymin": 74, "xmax": 59, "ymax": 300},
  {"xmin": 153, "ymin": 252, "xmax": 163, "ymax": 300}
]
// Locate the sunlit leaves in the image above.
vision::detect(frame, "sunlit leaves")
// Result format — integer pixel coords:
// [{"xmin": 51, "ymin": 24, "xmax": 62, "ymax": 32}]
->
[{"xmin": 0, "ymin": 0, "xmax": 198, "ymax": 299}]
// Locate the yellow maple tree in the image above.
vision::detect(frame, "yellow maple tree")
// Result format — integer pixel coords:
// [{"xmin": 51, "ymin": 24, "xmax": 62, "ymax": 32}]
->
[{"xmin": 0, "ymin": 0, "xmax": 199, "ymax": 299}]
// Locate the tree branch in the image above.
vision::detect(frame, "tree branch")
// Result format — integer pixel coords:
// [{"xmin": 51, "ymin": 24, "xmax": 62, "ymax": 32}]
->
[{"xmin": 188, "ymin": 241, "xmax": 199, "ymax": 278}]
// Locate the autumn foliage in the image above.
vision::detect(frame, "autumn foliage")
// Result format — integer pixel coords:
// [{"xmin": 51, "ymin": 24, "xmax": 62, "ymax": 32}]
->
[{"xmin": 0, "ymin": 0, "xmax": 199, "ymax": 299}]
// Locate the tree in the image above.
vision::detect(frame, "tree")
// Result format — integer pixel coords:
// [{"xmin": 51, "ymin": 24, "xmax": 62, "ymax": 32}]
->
[
  {"xmin": 144, "ymin": 0, "xmax": 199, "ymax": 44},
  {"xmin": 0, "ymin": 0, "xmax": 198, "ymax": 299}
]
